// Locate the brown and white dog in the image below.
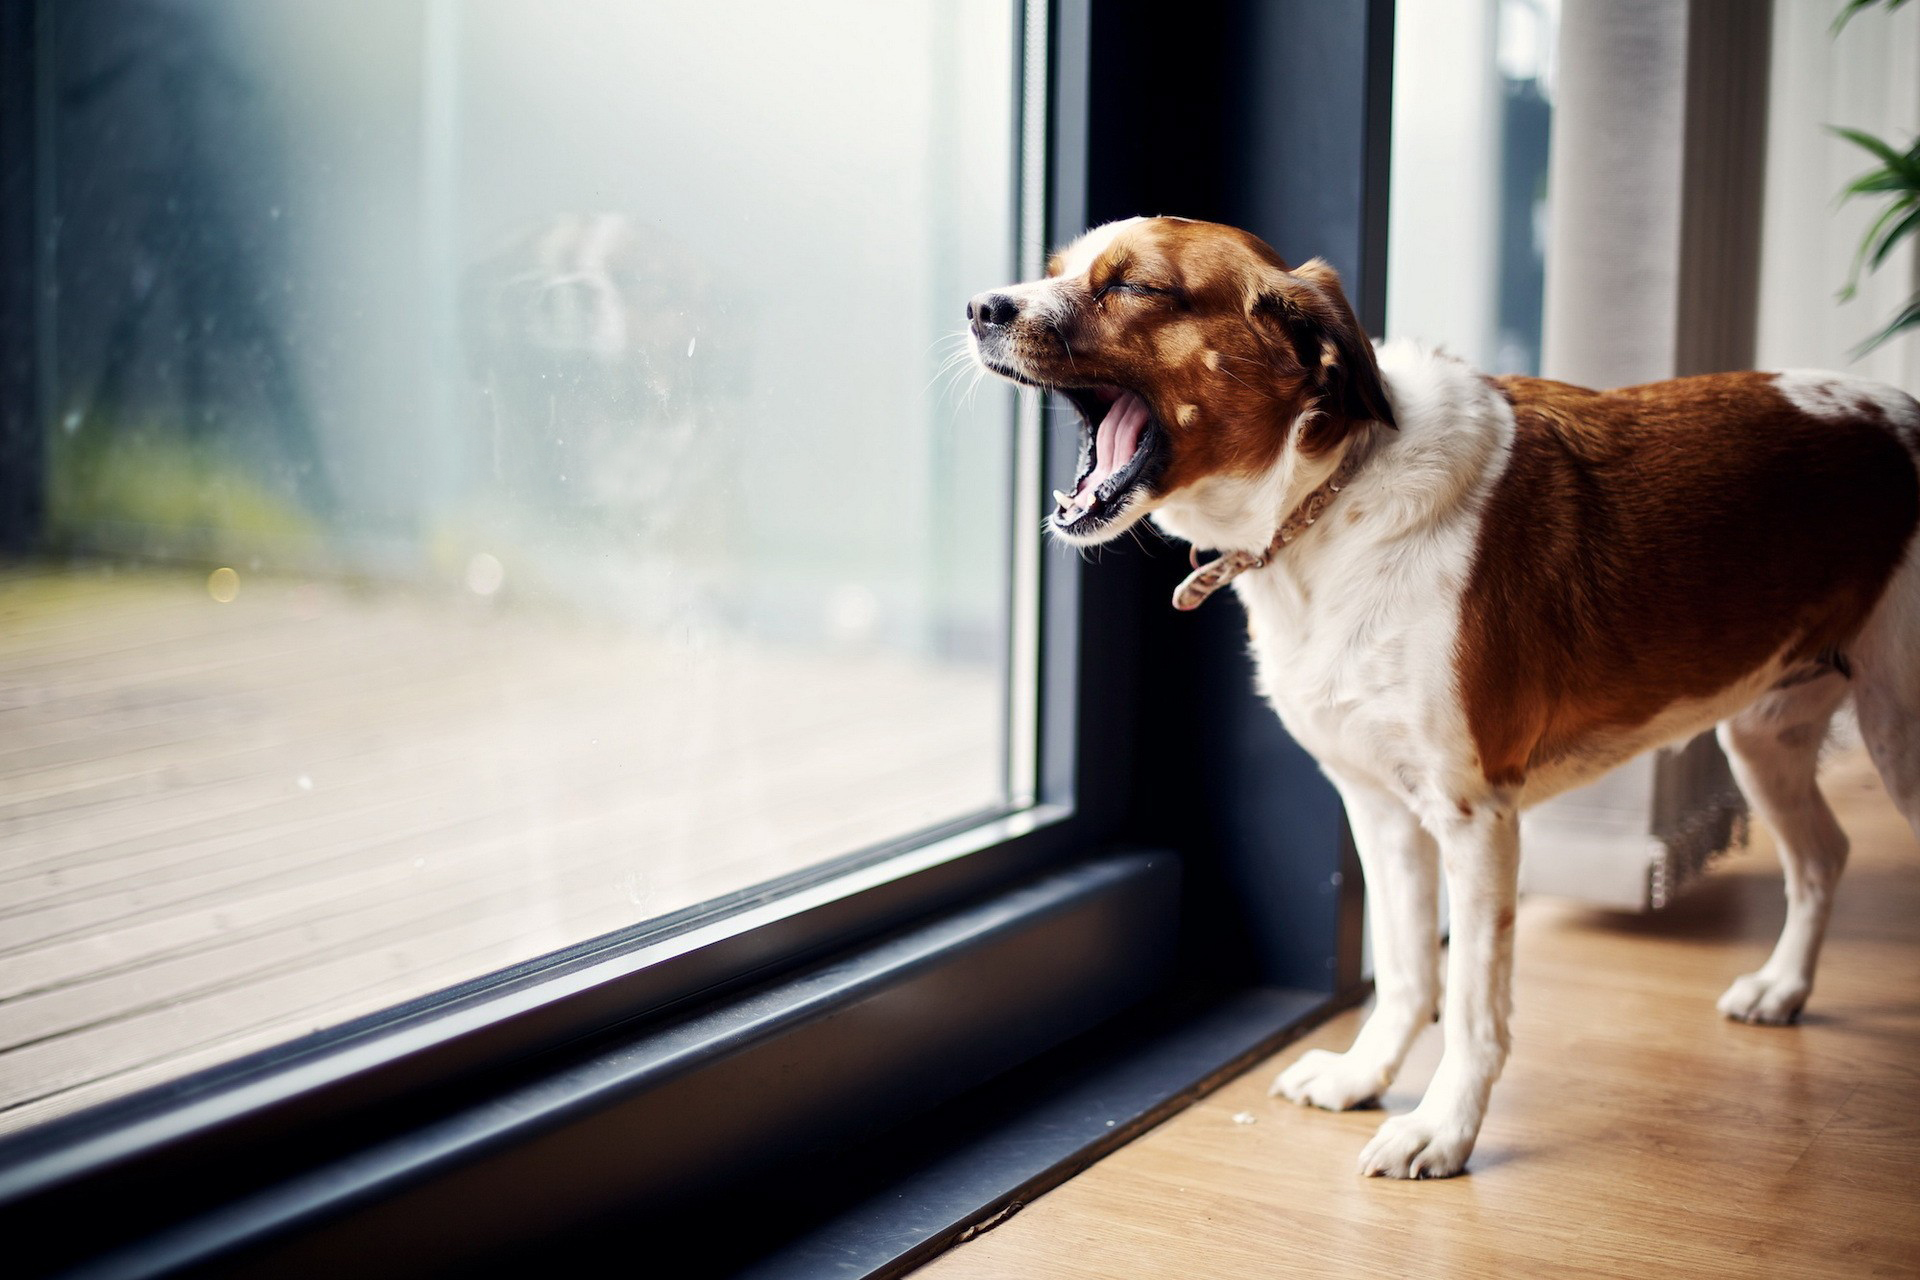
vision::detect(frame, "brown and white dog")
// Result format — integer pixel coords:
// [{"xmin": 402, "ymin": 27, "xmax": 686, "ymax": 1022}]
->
[{"xmin": 968, "ymin": 217, "xmax": 1920, "ymax": 1179}]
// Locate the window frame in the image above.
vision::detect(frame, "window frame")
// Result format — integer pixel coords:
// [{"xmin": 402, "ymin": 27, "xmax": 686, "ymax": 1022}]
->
[
  {"xmin": 0, "ymin": 1, "xmax": 1394, "ymax": 1273},
  {"xmin": 0, "ymin": 0, "xmax": 1127, "ymax": 1261}
]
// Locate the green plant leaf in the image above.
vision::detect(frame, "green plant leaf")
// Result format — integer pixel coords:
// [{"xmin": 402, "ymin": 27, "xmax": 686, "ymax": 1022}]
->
[
  {"xmin": 1831, "ymin": 124, "xmax": 1907, "ymax": 167},
  {"xmin": 1829, "ymin": 127, "xmax": 1920, "ymax": 203},
  {"xmin": 1834, "ymin": 0, "xmax": 1911, "ymax": 36},
  {"xmin": 1840, "ymin": 170, "xmax": 1920, "ymax": 201},
  {"xmin": 1840, "ymin": 198, "xmax": 1916, "ymax": 298},
  {"xmin": 1852, "ymin": 295, "xmax": 1920, "ymax": 358},
  {"xmin": 1869, "ymin": 203, "xmax": 1920, "ymax": 271}
]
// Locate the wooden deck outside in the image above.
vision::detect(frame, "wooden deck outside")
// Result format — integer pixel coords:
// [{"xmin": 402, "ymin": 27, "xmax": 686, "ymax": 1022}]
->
[
  {"xmin": 0, "ymin": 565, "xmax": 1001, "ymax": 1136},
  {"xmin": 918, "ymin": 750, "xmax": 1920, "ymax": 1280}
]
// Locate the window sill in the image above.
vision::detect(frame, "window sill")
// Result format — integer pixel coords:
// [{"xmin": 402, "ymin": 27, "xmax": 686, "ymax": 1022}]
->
[{"xmin": 9, "ymin": 848, "xmax": 1179, "ymax": 1278}]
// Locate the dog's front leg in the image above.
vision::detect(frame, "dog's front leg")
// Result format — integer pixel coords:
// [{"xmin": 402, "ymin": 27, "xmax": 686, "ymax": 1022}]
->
[
  {"xmin": 1358, "ymin": 801, "xmax": 1519, "ymax": 1179},
  {"xmin": 1273, "ymin": 779, "xmax": 1439, "ymax": 1110}
]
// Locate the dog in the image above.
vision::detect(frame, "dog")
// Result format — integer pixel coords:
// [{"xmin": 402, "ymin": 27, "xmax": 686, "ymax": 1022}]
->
[
  {"xmin": 968, "ymin": 216, "xmax": 1920, "ymax": 1179},
  {"xmin": 461, "ymin": 214, "xmax": 726, "ymax": 527}
]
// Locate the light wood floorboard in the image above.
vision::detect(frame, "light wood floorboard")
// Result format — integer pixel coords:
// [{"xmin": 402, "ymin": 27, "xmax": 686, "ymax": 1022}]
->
[{"xmin": 918, "ymin": 750, "xmax": 1920, "ymax": 1280}]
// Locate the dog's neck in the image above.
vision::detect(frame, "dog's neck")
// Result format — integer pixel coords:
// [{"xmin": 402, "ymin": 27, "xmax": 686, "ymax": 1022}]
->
[
  {"xmin": 1150, "ymin": 341, "xmax": 1512, "ymax": 590},
  {"xmin": 1169, "ymin": 435, "xmax": 1373, "ymax": 610},
  {"xmin": 1149, "ymin": 426, "xmax": 1351, "ymax": 556}
]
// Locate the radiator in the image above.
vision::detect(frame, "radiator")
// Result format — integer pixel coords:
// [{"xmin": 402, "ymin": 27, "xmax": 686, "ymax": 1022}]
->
[{"xmin": 1518, "ymin": 732, "xmax": 1750, "ymax": 911}]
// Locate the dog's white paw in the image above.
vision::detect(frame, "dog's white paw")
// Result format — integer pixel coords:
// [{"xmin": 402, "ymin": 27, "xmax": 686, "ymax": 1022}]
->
[
  {"xmin": 1717, "ymin": 970, "xmax": 1810, "ymax": 1025},
  {"xmin": 1270, "ymin": 1048, "xmax": 1388, "ymax": 1111},
  {"xmin": 1356, "ymin": 1110, "xmax": 1477, "ymax": 1179}
]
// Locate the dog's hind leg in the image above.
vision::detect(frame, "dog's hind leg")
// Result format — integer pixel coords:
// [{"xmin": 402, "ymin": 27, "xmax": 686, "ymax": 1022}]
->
[
  {"xmin": 1273, "ymin": 777, "xmax": 1440, "ymax": 1111},
  {"xmin": 1715, "ymin": 671, "xmax": 1853, "ymax": 1025}
]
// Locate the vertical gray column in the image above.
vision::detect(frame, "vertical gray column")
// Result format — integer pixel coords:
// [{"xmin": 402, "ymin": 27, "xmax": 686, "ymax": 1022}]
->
[
  {"xmin": 1675, "ymin": 0, "xmax": 1772, "ymax": 376},
  {"xmin": 1541, "ymin": 0, "xmax": 1689, "ymax": 388},
  {"xmin": 1526, "ymin": 0, "xmax": 1771, "ymax": 911},
  {"xmin": 1542, "ymin": 0, "xmax": 1771, "ymax": 387}
]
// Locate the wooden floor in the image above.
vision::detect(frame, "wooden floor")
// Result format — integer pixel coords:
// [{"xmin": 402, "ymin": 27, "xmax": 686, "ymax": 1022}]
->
[
  {"xmin": 0, "ymin": 565, "xmax": 1000, "ymax": 1136},
  {"xmin": 920, "ymin": 751, "xmax": 1920, "ymax": 1280}
]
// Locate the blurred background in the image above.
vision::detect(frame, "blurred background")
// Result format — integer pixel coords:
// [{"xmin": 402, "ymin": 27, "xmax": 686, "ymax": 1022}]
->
[
  {"xmin": 32, "ymin": 0, "xmax": 1019, "ymax": 646},
  {"xmin": 1391, "ymin": 0, "xmax": 1919, "ymax": 389},
  {"xmin": 0, "ymin": 0, "xmax": 1024, "ymax": 1133}
]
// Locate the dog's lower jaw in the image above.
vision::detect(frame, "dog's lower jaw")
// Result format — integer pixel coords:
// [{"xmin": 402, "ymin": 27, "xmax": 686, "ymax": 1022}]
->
[{"xmin": 1046, "ymin": 490, "xmax": 1155, "ymax": 548}]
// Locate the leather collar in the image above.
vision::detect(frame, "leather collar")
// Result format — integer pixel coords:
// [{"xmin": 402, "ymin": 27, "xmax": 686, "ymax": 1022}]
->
[{"xmin": 1170, "ymin": 437, "xmax": 1369, "ymax": 612}]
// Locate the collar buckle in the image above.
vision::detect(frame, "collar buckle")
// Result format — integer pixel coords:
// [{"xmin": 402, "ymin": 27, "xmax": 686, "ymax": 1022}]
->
[{"xmin": 1168, "ymin": 435, "xmax": 1369, "ymax": 612}]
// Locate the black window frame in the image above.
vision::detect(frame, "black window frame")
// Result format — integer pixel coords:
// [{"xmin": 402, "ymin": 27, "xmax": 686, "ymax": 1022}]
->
[{"xmin": 0, "ymin": 2, "xmax": 1394, "ymax": 1274}]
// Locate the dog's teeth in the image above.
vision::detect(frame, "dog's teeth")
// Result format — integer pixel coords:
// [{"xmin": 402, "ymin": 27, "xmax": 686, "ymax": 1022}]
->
[{"xmin": 1054, "ymin": 489, "xmax": 1073, "ymax": 509}]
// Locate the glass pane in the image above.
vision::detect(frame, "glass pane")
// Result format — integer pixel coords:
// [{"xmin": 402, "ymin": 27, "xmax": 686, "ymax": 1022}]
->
[
  {"xmin": 1388, "ymin": 0, "xmax": 1557, "ymax": 373},
  {"xmin": 1, "ymin": 0, "xmax": 1023, "ymax": 1133}
]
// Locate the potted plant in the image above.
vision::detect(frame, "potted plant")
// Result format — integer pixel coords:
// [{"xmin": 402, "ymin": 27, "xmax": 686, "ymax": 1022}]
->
[{"xmin": 1832, "ymin": 0, "xmax": 1918, "ymax": 354}]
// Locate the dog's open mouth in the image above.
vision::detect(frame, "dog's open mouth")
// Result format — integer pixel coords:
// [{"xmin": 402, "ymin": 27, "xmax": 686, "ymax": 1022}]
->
[{"xmin": 1052, "ymin": 388, "xmax": 1163, "ymax": 535}]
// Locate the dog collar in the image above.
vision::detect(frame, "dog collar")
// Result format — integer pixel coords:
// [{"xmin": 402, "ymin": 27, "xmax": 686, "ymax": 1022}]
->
[{"xmin": 1171, "ymin": 438, "xmax": 1368, "ymax": 612}]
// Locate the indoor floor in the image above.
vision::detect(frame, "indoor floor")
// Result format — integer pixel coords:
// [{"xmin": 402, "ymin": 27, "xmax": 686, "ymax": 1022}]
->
[{"xmin": 920, "ymin": 749, "xmax": 1920, "ymax": 1280}]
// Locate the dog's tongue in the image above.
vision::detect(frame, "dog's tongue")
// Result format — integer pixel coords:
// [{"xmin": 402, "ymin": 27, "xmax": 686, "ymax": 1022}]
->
[{"xmin": 1073, "ymin": 391, "xmax": 1149, "ymax": 507}]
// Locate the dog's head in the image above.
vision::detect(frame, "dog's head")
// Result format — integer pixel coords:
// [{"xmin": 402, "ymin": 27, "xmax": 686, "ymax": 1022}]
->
[{"xmin": 968, "ymin": 217, "xmax": 1395, "ymax": 547}]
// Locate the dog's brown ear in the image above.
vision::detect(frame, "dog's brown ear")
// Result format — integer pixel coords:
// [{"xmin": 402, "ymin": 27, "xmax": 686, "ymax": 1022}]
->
[{"xmin": 1249, "ymin": 258, "xmax": 1397, "ymax": 447}]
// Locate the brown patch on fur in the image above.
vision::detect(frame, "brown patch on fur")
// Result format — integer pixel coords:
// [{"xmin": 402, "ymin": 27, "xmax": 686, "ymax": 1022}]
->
[
  {"xmin": 1154, "ymin": 321, "xmax": 1208, "ymax": 364},
  {"xmin": 1456, "ymin": 799, "xmax": 1474, "ymax": 819},
  {"xmin": 1000, "ymin": 219, "xmax": 1395, "ymax": 502},
  {"xmin": 1458, "ymin": 373, "xmax": 1920, "ymax": 787},
  {"xmin": 1496, "ymin": 907, "xmax": 1515, "ymax": 932}
]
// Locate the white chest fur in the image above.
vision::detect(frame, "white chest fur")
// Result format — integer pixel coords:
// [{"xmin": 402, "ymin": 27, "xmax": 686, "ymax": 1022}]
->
[{"xmin": 1153, "ymin": 342, "xmax": 1515, "ymax": 821}]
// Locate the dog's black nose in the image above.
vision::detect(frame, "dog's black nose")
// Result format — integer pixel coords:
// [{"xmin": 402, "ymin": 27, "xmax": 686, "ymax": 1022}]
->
[{"xmin": 967, "ymin": 292, "xmax": 1019, "ymax": 330}]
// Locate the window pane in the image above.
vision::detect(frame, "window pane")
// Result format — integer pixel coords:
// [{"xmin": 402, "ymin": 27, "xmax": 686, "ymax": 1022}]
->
[
  {"xmin": 1388, "ymin": 0, "xmax": 1556, "ymax": 374},
  {"xmin": 1, "ymin": 0, "xmax": 1022, "ymax": 1133}
]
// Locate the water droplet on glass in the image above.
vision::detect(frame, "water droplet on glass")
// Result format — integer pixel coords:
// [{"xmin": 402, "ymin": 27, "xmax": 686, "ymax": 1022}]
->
[
  {"xmin": 296, "ymin": 774, "xmax": 313, "ymax": 791},
  {"xmin": 207, "ymin": 567, "xmax": 239, "ymax": 602},
  {"xmin": 687, "ymin": 336, "xmax": 697, "ymax": 358},
  {"xmin": 465, "ymin": 552, "xmax": 505, "ymax": 596},
  {"xmin": 826, "ymin": 584, "xmax": 881, "ymax": 645}
]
